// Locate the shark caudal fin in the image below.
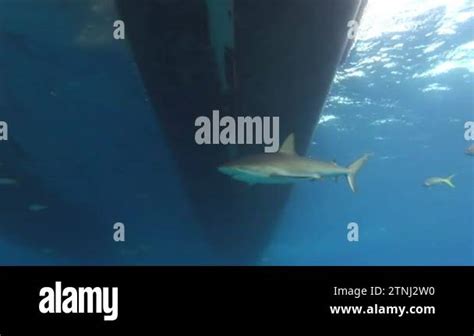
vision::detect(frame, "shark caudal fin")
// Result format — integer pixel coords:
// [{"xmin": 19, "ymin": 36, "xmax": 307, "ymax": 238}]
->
[
  {"xmin": 346, "ymin": 153, "xmax": 372, "ymax": 192},
  {"xmin": 444, "ymin": 174, "xmax": 455, "ymax": 188}
]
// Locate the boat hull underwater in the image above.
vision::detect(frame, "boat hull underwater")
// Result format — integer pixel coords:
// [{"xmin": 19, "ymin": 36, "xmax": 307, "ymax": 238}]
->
[
  {"xmin": 116, "ymin": 0, "xmax": 368, "ymax": 262},
  {"xmin": 0, "ymin": 0, "xmax": 367, "ymax": 263}
]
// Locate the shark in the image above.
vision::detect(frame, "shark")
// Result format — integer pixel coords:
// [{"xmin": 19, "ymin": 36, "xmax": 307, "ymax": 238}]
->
[
  {"xmin": 424, "ymin": 175, "xmax": 455, "ymax": 188},
  {"xmin": 218, "ymin": 133, "xmax": 371, "ymax": 192}
]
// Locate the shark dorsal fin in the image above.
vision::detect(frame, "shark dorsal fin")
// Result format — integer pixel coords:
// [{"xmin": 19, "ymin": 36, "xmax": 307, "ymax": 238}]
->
[{"xmin": 279, "ymin": 133, "xmax": 296, "ymax": 155}]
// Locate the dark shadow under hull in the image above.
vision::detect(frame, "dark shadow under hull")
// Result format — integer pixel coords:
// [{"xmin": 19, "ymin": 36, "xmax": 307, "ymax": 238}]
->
[{"xmin": 116, "ymin": 0, "xmax": 367, "ymax": 262}]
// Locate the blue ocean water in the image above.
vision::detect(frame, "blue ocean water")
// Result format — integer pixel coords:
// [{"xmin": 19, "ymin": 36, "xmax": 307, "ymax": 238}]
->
[
  {"xmin": 262, "ymin": 1, "xmax": 474, "ymax": 265},
  {"xmin": 0, "ymin": 1, "xmax": 472, "ymax": 265}
]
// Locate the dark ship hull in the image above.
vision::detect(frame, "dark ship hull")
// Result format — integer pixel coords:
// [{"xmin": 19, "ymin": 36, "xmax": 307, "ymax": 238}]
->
[
  {"xmin": 0, "ymin": 0, "xmax": 366, "ymax": 264},
  {"xmin": 116, "ymin": 0, "xmax": 367, "ymax": 262}
]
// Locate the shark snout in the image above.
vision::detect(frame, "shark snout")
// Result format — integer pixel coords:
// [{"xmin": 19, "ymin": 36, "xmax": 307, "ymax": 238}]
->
[{"xmin": 218, "ymin": 166, "xmax": 235, "ymax": 176}]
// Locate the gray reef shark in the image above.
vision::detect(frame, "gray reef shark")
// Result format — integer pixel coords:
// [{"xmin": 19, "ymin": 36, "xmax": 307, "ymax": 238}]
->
[{"xmin": 218, "ymin": 134, "xmax": 371, "ymax": 192}]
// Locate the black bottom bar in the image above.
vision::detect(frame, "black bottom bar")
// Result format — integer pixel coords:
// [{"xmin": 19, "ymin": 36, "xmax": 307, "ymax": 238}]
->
[{"xmin": 0, "ymin": 267, "xmax": 472, "ymax": 334}]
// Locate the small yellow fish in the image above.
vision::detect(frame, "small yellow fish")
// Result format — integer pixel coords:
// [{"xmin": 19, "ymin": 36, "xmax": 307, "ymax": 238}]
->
[
  {"xmin": 40, "ymin": 248, "xmax": 54, "ymax": 255},
  {"xmin": 424, "ymin": 175, "xmax": 455, "ymax": 188},
  {"xmin": 28, "ymin": 204, "xmax": 48, "ymax": 212},
  {"xmin": 465, "ymin": 144, "xmax": 474, "ymax": 156},
  {"xmin": 0, "ymin": 178, "xmax": 17, "ymax": 185}
]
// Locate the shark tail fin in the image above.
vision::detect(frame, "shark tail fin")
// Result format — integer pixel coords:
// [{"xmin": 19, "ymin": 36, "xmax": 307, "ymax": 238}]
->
[
  {"xmin": 346, "ymin": 153, "xmax": 372, "ymax": 192},
  {"xmin": 445, "ymin": 174, "xmax": 455, "ymax": 188}
]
